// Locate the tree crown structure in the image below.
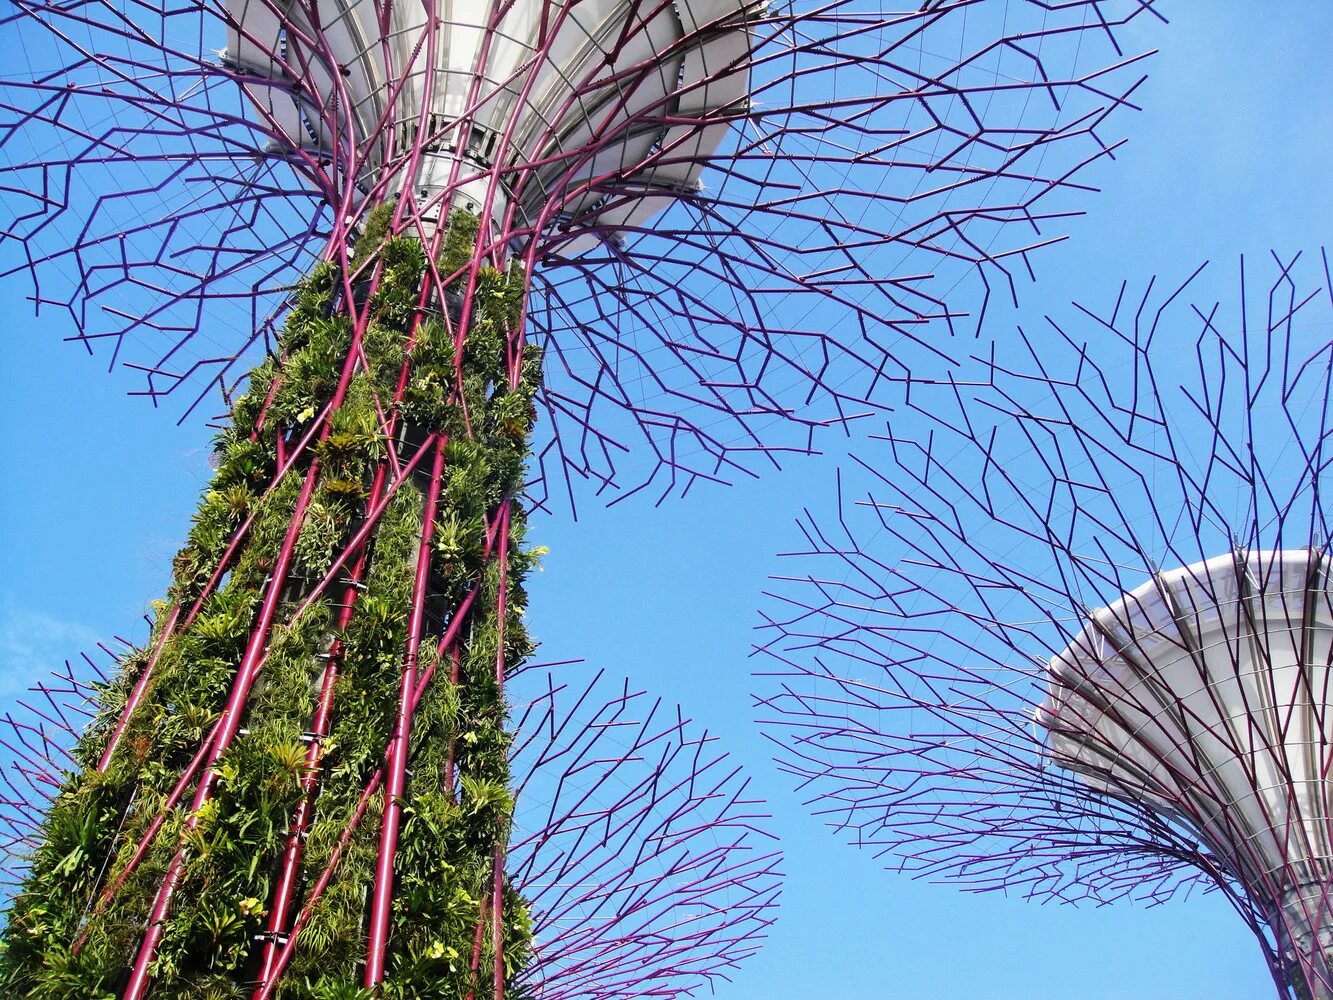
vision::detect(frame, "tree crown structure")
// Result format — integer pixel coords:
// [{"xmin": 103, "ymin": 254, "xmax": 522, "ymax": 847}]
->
[
  {"xmin": 2, "ymin": 0, "xmax": 1164, "ymax": 508},
  {"xmin": 754, "ymin": 249, "xmax": 1333, "ymax": 998}
]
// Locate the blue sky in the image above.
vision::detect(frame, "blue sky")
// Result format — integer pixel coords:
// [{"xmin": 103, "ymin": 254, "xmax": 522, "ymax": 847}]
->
[{"xmin": 2, "ymin": 2, "xmax": 1332, "ymax": 998}]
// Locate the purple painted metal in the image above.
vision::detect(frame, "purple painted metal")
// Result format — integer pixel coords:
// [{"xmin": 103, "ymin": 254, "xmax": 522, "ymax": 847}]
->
[
  {"xmin": 364, "ymin": 436, "xmax": 448, "ymax": 985},
  {"xmin": 752, "ymin": 250, "xmax": 1333, "ymax": 998},
  {"xmin": 250, "ymin": 770, "xmax": 386, "ymax": 1000},
  {"xmin": 251, "ymin": 555, "xmax": 365, "ymax": 986},
  {"xmin": 492, "ymin": 497, "xmax": 513, "ymax": 1000},
  {"xmin": 0, "ymin": 648, "xmax": 123, "ymax": 877},
  {"xmin": 466, "ymin": 895, "xmax": 490, "ymax": 1000},
  {"xmin": 492, "ymin": 841, "xmax": 506, "ymax": 1000},
  {"xmin": 65, "ymin": 431, "xmax": 446, "ymax": 949},
  {"xmin": 120, "ymin": 466, "xmax": 322, "ymax": 1000},
  {"xmin": 96, "ymin": 605, "xmax": 180, "ymax": 771},
  {"xmin": 3, "ymin": 0, "xmax": 1164, "ymax": 509},
  {"xmin": 74, "ymin": 713, "xmax": 229, "ymax": 951},
  {"xmin": 95, "ymin": 382, "xmax": 356, "ymax": 775},
  {"xmin": 122, "ymin": 297, "xmax": 382, "ymax": 995},
  {"xmin": 256, "ymin": 191, "xmax": 454, "ymax": 978}
]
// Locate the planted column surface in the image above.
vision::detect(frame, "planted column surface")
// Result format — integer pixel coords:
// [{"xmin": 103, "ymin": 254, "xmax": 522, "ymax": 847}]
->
[{"xmin": 1, "ymin": 208, "xmax": 542, "ymax": 1000}]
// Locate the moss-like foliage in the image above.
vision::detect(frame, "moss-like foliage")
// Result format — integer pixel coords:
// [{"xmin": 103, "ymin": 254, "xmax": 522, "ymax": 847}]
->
[{"xmin": 1, "ymin": 210, "xmax": 538, "ymax": 999}]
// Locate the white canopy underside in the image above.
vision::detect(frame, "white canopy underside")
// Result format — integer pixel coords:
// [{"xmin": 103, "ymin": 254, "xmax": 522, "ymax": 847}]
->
[
  {"xmin": 1041, "ymin": 548, "xmax": 1333, "ymax": 890},
  {"xmin": 224, "ymin": 0, "xmax": 753, "ymax": 231}
]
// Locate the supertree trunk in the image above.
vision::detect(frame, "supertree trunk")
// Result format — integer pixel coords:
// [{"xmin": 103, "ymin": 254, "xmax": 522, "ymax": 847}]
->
[{"xmin": 0, "ymin": 207, "xmax": 542, "ymax": 999}]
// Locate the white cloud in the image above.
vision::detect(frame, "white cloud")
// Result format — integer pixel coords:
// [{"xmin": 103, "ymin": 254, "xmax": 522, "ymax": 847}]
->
[{"xmin": 0, "ymin": 596, "xmax": 104, "ymax": 702}]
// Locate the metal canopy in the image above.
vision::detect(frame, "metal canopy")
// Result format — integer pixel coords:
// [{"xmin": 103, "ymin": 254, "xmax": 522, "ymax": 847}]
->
[
  {"xmin": 224, "ymin": 0, "xmax": 755, "ymax": 231},
  {"xmin": 1043, "ymin": 547, "xmax": 1333, "ymax": 962}
]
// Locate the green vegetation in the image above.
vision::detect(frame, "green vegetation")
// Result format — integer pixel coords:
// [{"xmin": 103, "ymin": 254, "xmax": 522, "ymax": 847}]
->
[{"xmin": 0, "ymin": 209, "xmax": 539, "ymax": 999}]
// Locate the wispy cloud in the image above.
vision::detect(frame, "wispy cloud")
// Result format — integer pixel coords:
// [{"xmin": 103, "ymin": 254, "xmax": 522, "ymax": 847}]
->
[{"xmin": 0, "ymin": 596, "xmax": 103, "ymax": 702}]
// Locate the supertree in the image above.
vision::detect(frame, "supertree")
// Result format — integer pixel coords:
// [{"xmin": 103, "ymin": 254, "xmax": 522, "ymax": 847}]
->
[
  {"xmin": 0, "ymin": 0, "xmax": 1163, "ymax": 996},
  {"xmin": 753, "ymin": 249, "xmax": 1333, "ymax": 998}
]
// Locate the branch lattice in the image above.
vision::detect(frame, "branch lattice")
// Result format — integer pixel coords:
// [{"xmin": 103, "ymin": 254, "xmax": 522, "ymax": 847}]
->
[
  {"xmin": 2, "ymin": 0, "xmax": 1164, "ymax": 507},
  {"xmin": 754, "ymin": 249, "xmax": 1333, "ymax": 997}
]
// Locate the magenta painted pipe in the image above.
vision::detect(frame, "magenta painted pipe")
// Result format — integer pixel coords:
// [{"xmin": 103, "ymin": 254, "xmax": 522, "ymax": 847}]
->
[
  {"xmin": 74, "ymin": 711, "xmax": 228, "ymax": 951},
  {"xmin": 492, "ymin": 841, "xmax": 505, "ymax": 1000},
  {"xmin": 409, "ymin": 585, "xmax": 480, "ymax": 713},
  {"xmin": 491, "ymin": 499, "xmax": 512, "ymax": 1000},
  {"xmin": 83, "ymin": 437, "xmax": 438, "ymax": 946},
  {"xmin": 93, "ymin": 386, "xmax": 345, "ymax": 780},
  {"xmin": 120, "ymin": 456, "xmax": 324, "ymax": 1000},
  {"xmin": 443, "ymin": 644, "xmax": 464, "ymax": 800},
  {"xmin": 121, "ymin": 311, "xmax": 373, "ymax": 997},
  {"xmin": 96, "ymin": 604, "xmax": 180, "ymax": 772},
  {"xmin": 180, "ymin": 393, "xmax": 341, "ymax": 627},
  {"xmin": 248, "ymin": 366, "xmax": 283, "ymax": 440},
  {"xmin": 463, "ymin": 894, "xmax": 490, "ymax": 1000},
  {"xmin": 250, "ymin": 543, "xmax": 369, "ymax": 990},
  {"xmin": 251, "ymin": 768, "xmax": 384, "ymax": 1000},
  {"xmin": 253, "ymin": 584, "xmax": 479, "ymax": 997},
  {"xmin": 285, "ymin": 433, "xmax": 438, "ymax": 625},
  {"xmin": 494, "ymin": 501, "xmax": 511, "ymax": 687},
  {"xmin": 253, "ymin": 426, "xmax": 443, "ymax": 986},
  {"xmin": 363, "ymin": 436, "xmax": 447, "ymax": 986},
  {"xmin": 254, "ymin": 223, "xmax": 457, "ymax": 983}
]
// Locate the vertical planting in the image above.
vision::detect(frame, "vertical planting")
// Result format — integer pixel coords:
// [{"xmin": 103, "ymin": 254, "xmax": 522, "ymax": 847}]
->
[{"xmin": 1, "ymin": 210, "xmax": 538, "ymax": 999}]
